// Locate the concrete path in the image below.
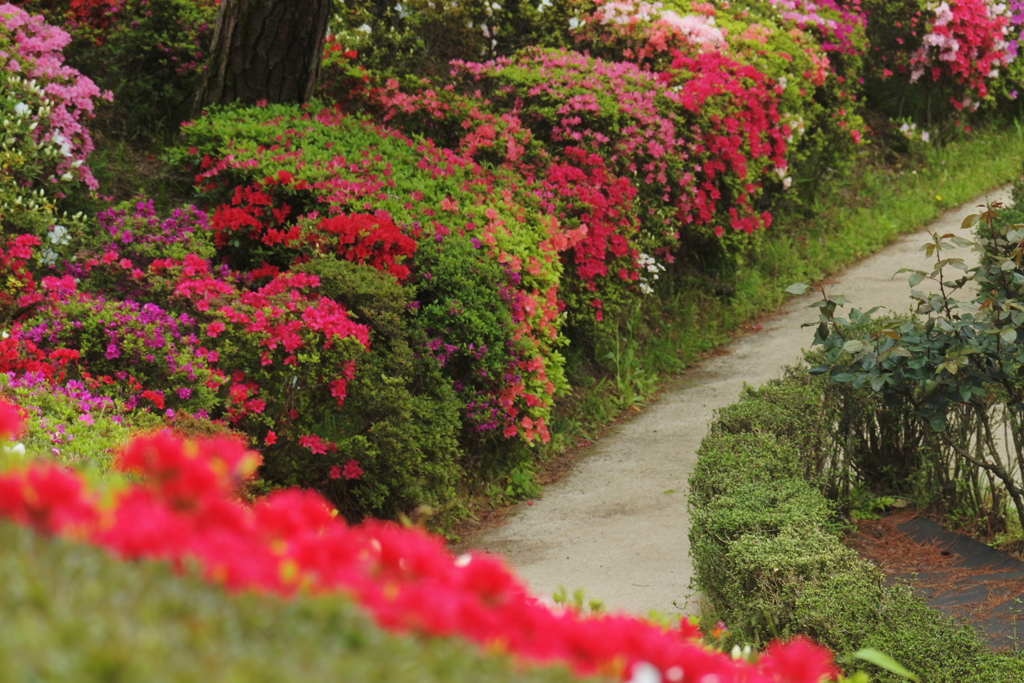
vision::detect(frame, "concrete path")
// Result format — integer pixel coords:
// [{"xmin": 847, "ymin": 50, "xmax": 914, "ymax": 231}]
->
[{"xmin": 463, "ymin": 185, "xmax": 1013, "ymax": 619}]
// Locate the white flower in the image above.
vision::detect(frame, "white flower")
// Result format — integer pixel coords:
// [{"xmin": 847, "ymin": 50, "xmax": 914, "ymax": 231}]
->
[
  {"xmin": 13, "ymin": 102, "xmax": 30, "ymax": 117},
  {"xmin": 356, "ymin": 23, "xmax": 372, "ymax": 33},
  {"xmin": 628, "ymin": 661, "xmax": 661, "ymax": 683},
  {"xmin": 51, "ymin": 131, "xmax": 73, "ymax": 157},
  {"xmin": 49, "ymin": 224, "xmax": 70, "ymax": 246},
  {"xmin": 2, "ymin": 442, "xmax": 26, "ymax": 458}
]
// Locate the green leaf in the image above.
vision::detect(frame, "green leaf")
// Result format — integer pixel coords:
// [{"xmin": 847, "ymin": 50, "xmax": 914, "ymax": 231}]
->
[
  {"xmin": 816, "ymin": 322, "xmax": 829, "ymax": 341},
  {"xmin": 842, "ymin": 339, "xmax": 865, "ymax": 354},
  {"xmin": 960, "ymin": 213, "xmax": 980, "ymax": 231},
  {"xmin": 1001, "ymin": 328, "xmax": 1017, "ymax": 344},
  {"xmin": 907, "ymin": 271, "xmax": 925, "ymax": 287},
  {"xmin": 808, "ymin": 365, "xmax": 829, "ymax": 375},
  {"xmin": 869, "ymin": 376, "xmax": 886, "ymax": 392},
  {"xmin": 785, "ymin": 282, "xmax": 810, "ymax": 295},
  {"xmin": 1001, "ymin": 260, "xmax": 1017, "ymax": 271},
  {"xmin": 831, "ymin": 373, "xmax": 856, "ymax": 382},
  {"xmin": 929, "ymin": 417, "xmax": 946, "ymax": 432},
  {"xmin": 851, "ymin": 648, "xmax": 920, "ymax": 681}
]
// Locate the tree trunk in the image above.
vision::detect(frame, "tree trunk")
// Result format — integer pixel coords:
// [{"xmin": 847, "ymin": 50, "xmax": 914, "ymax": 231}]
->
[{"xmin": 195, "ymin": 0, "xmax": 333, "ymax": 113}]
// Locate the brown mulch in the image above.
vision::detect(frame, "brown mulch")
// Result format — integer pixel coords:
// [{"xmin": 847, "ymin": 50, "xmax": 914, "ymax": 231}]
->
[{"xmin": 846, "ymin": 508, "xmax": 1024, "ymax": 646}]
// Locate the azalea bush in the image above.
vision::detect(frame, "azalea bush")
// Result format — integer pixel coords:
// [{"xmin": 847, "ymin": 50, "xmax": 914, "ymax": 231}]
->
[
  {"xmin": 9, "ymin": 0, "xmax": 218, "ymax": 137},
  {"xmin": 0, "ymin": 400, "xmax": 845, "ymax": 683},
  {"xmin": 0, "ymin": 371, "xmax": 145, "ymax": 471},
  {"xmin": 861, "ymin": 0, "xmax": 1014, "ymax": 127},
  {"xmin": 989, "ymin": 0, "xmax": 1024, "ymax": 105},
  {"xmin": 376, "ymin": 45, "xmax": 790, "ymax": 337},
  {"xmin": 0, "ymin": 197, "xmax": 437, "ymax": 519},
  {"xmin": 171, "ymin": 102, "xmax": 572, "ymax": 453},
  {"xmin": 568, "ymin": 0, "xmax": 867, "ymax": 199},
  {"xmin": 1, "ymin": 3, "xmax": 108, "ymax": 236}
]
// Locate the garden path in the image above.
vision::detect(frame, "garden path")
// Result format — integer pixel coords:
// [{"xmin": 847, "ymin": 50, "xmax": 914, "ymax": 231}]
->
[{"xmin": 462, "ymin": 185, "xmax": 1014, "ymax": 619}]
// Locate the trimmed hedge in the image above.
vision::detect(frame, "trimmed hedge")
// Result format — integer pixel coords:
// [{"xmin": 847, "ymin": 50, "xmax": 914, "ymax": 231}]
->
[
  {"xmin": 0, "ymin": 521, "xmax": 595, "ymax": 683},
  {"xmin": 688, "ymin": 372, "xmax": 1024, "ymax": 682}
]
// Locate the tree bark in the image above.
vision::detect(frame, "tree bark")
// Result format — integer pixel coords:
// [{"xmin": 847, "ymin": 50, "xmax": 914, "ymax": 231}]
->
[{"xmin": 195, "ymin": 0, "xmax": 333, "ymax": 113}]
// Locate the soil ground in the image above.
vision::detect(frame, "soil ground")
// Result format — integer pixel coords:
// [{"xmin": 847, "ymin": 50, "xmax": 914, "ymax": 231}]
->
[{"xmin": 457, "ymin": 185, "xmax": 1015, "ymax": 623}]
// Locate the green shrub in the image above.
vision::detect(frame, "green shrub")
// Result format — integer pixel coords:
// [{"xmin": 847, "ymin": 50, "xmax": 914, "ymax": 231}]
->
[
  {"xmin": 293, "ymin": 255, "xmax": 465, "ymax": 523},
  {"xmin": 65, "ymin": 0, "xmax": 219, "ymax": 139},
  {"xmin": 0, "ymin": 521, "xmax": 591, "ymax": 682},
  {"xmin": 689, "ymin": 372, "xmax": 1024, "ymax": 682},
  {"xmin": 327, "ymin": 0, "xmax": 573, "ymax": 79}
]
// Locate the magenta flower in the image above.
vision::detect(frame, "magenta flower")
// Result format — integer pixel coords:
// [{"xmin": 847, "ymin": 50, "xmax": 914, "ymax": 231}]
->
[{"xmin": 342, "ymin": 459, "xmax": 363, "ymax": 480}]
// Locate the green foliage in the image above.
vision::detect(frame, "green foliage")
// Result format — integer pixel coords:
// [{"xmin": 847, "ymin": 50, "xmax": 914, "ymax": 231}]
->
[
  {"xmin": 799, "ymin": 196, "xmax": 1024, "ymax": 532},
  {"xmin": 0, "ymin": 521, "xmax": 591, "ymax": 683},
  {"xmin": 485, "ymin": 461, "xmax": 542, "ymax": 506},
  {"xmin": 551, "ymin": 586, "xmax": 605, "ymax": 615},
  {"xmin": 858, "ymin": 0, "xmax": 931, "ymax": 120},
  {"xmin": 292, "ymin": 256, "xmax": 465, "ymax": 524},
  {"xmin": 64, "ymin": 0, "xmax": 219, "ymax": 139},
  {"xmin": 689, "ymin": 373, "xmax": 1024, "ymax": 682},
  {"xmin": 0, "ymin": 375, "xmax": 139, "ymax": 473},
  {"xmin": 328, "ymin": 0, "xmax": 574, "ymax": 79}
]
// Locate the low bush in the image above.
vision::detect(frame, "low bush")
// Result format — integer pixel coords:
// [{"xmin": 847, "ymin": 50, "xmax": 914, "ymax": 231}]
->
[
  {"xmin": 0, "ymin": 522, "xmax": 593, "ymax": 683},
  {"xmin": 0, "ymin": 404, "xmax": 844, "ymax": 683},
  {"xmin": 0, "ymin": 3, "xmax": 105, "ymax": 239},
  {"xmin": 689, "ymin": 374, "xmax": 1024, "ymax": 682},
  {"xmin": 9, "ymin": 0, "xmax": 219, "ymax": 138}
]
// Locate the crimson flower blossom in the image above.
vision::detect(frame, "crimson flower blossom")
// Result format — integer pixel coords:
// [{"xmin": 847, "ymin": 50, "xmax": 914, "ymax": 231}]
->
[
  {"xmin": 298, "ymin": 434, "xmax": 329, "ymax": 455},
  {"xmin": 342, "ymin": 459, "xmax": 363, "ymax": 480},
  {"xmin": 0, "ymin": 400, "xmax": 24, "ymax": 440}
]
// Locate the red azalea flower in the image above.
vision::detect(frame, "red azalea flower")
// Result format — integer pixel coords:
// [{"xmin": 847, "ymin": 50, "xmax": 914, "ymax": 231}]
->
[
  {"xmin": 298, "ymin": 434, "xmax": 328, "ymax": 455},
  {"xmin": 342, "ymin": 459, "xmax": 363, "ymax": 480},
  {"xmin": 0, "ymin": 400, "xmax": 25, "ymax": 440}
]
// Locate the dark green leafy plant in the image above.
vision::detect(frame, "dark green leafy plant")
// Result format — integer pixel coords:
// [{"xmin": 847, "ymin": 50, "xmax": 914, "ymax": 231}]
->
[
  {"xmin": 791, "ymin": 198, "xmax": 1024, "ymax": 532},
  {"xmin": 291, "ymin": 255, "xmax": 466, "ymax": 524}
]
